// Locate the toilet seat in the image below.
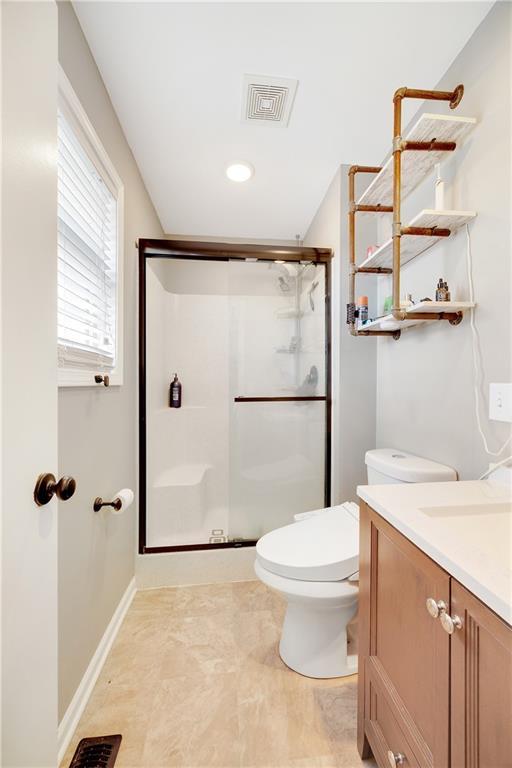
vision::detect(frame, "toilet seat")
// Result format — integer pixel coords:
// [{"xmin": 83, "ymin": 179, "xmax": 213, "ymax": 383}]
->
[
  {"xmin": 255, "ymin": 559, "xmax": 359, "ymax": 603},
  {"xmin": 256, "ymin": 502, "xmax": 359, "ymax": 582}
]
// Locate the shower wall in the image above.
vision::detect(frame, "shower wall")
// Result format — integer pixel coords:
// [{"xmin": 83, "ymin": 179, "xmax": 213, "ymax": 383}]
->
[
  {"xmin": 145, "ymin": 257, "xmax": 326, "ymax": 548},
  {"xmin": 146, "ymin": 260, "xmax": 230, "ymax": 547}
]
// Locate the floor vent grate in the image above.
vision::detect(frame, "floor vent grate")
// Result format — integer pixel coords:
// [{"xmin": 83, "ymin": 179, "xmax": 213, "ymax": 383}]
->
[{"xmin": 68, "ymin": 735, "xmax": 122, "ymax": 768}]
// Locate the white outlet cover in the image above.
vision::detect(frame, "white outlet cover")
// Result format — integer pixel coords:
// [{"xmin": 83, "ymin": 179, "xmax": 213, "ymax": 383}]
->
[{"xmin": 489, "ymin": 383, "xmax": 512, "ymax": 423}]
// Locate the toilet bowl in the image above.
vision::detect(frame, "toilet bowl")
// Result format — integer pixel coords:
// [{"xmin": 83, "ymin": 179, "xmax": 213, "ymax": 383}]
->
[
  {"xmin": 255, "ymin": 502, "xmax": 360, "ymax": 678},
  {"xmin": 255, "ymin": 448, "xmax": 457, "ymax": 679}
]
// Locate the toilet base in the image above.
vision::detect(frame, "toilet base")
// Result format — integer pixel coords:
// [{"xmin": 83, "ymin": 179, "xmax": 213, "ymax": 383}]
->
[{"xmin": 279, "ymin": 599, "xmax": 358, "ymax": 679}]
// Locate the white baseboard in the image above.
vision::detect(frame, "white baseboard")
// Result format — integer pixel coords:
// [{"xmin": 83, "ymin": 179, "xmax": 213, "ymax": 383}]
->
[{"xmin": 57, "ymin": 578, "xmax": 136, "ymax": 764}]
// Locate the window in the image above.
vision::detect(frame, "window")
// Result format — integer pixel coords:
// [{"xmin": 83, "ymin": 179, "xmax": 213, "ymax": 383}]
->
[{"xmin": 57, "ymin": 69, "xmax": 124, "ymax": 386}]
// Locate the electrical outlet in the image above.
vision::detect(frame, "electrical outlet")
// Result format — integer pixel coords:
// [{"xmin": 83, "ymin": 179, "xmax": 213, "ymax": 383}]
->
[{"xmin": 489, "ymin": 383, "xmax": 512, "ymax": 423}]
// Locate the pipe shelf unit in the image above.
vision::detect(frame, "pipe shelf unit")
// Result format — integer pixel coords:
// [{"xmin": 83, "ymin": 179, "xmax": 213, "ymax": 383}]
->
[{"xmin": 348, "ymin": 84, "xmax": 477, "ymax": 340}]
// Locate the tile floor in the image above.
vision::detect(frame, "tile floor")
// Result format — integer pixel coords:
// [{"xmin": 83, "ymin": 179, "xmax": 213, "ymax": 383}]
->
[{"xmin": 62, "ymin": 581, "xmax": 377, "ymax": 768}]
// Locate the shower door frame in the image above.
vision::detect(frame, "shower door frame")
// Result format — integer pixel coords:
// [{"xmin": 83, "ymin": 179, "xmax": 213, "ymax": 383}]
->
[{"xmin": 138, "ymin": 238, "xmax": 333, "ymax": 554}]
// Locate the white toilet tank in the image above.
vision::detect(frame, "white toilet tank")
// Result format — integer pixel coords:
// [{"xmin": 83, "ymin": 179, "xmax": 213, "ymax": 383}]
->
[{"xmin": 365, "ymin": 448, "xmax": 457, "ymax": 484}]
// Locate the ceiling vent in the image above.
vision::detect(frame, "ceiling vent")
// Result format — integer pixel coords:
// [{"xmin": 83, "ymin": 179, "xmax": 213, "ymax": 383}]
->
[{"xmin": 242, "ymin": 74, "xmax": 298, "ymax": 126}]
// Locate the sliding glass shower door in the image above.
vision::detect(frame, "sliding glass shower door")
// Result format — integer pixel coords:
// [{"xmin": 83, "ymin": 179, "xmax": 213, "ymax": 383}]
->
[
  {"xmin": 228, "ymin": 260, "xmax": 327, "ymax": 541},
  {"xmin": 142, "ymin": 251, "xmax": 329, "ymax": 552}
]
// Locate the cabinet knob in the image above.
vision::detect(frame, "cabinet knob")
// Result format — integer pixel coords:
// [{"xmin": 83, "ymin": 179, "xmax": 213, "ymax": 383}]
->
[
  {"xmin": 426, "ymin": 597, "xmax": 447, "ymax": 619},
  {"xmin": 387, "ymin": 750, "xmax": 405, "ymax": 767},
  {"xmin": 440, "ymin": 612, "xmax": 463, "ymax": 635}
]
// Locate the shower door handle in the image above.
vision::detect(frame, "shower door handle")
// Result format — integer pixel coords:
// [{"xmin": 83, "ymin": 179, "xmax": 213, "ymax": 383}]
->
[{"xmin": 234, "ymin": 396, "xmax": 326, "ymax": 403}]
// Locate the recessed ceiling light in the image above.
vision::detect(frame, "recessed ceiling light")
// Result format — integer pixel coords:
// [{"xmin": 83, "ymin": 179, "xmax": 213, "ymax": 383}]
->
[
  {"xmin": 226, "ymin": 162, "xmax": 254, "ymax": 183},
  {"xmin": 274, "ymin": 260, "xmax": 286, "ymax": 264}
]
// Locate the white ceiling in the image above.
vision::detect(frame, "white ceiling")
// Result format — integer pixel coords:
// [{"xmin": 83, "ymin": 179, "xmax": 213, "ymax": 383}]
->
[{"xmin": 74, "ymin": 2, "xmax": 491, "ymax": 241}]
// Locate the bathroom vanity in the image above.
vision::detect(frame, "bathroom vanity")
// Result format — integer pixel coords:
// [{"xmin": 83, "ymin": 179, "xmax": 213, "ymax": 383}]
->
[{"xmin": 356, "ymin": 480, "xmax": 512, "ymax": 768}]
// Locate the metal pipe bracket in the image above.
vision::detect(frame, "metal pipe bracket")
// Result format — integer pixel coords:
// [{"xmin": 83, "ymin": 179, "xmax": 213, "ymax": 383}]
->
[
  {"xmin": 450, "ymin": 84, "xmax": 464, "ymax": 109},
  {"xmin": 393, "ymin": 87, "xmax": 408, "ymax": 103}
]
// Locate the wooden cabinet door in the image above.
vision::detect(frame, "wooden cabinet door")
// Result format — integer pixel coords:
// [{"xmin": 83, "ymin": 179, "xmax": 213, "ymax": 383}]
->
[
  {"xmin": 358, "ymin": 503, "xmax": 450, "ymax": 768},
  {"xmin": 450, "ymin": 580, "xmax": 512, "ymax": 768}
]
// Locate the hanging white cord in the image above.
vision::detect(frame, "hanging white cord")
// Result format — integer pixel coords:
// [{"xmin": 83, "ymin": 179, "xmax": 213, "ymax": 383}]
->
[
  {"xmin": 478, "ymin": 453, "xmax": 512, "ymax": 480},
  {"xmin": 466, "ymin": 223, "xmax": 512, "ymax": 457}
]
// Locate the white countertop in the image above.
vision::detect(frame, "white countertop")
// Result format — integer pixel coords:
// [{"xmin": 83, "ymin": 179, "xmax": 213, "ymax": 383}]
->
[{"xmin": 357, "ymin": 479, "xmax": 512, "ymax": 625}]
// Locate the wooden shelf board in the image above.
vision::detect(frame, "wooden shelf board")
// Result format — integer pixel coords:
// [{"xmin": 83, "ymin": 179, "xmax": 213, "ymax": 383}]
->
[
  {"xmin": 360, "ymin": 301, "xmax": 475, "ymax": 332},
  {"xmin": 357, "ymin": 113, "xmax": 477, "ymax": 207},
  {"xmin": 358, "ymin": 209, "xmax": 477, "ymax": 271}
]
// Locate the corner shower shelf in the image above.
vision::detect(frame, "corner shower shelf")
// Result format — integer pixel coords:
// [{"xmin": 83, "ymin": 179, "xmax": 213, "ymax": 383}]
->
[
  {"xmin": 357, "ymin": 113, "xmax": 476, "ymax": 207},
  {"xmin": 275, "ymin": 347, "xmax": 311, "ymax": 354},
  {"xmin": 358, "ymin": 209, "xmax": 476, "ymax": 271},
  {"xmin": 276, "ymin": 308, "xmax": 304, "ymax": 319},
  {"xmin": 361, "ymin": 301, "xmax": 475, "ymax": 332}
]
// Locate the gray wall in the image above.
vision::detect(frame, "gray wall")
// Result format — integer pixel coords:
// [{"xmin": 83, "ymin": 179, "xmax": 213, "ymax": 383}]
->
[
  {"xmin": 57, "ymin": 1, "xmax": 163, "ymax": 720},
  {"xmin": 375, "ymin": 3, "xmax": 511, "ymax": 479},
  {"xmin": 305, "ymin": 168, "xmax": 378, "ymax": 502}
]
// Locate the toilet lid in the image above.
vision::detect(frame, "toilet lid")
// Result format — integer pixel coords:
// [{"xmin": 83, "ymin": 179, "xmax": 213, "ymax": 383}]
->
[{"xmin": 256, "ymin": 503, "xmax": 359, "ymax": 582}]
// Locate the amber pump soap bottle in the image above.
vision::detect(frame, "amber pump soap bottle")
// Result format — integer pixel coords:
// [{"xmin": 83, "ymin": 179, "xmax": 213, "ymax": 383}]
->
[{"xmin": 169, "ymin": 373, "xmax": 182, "ymax": 408}]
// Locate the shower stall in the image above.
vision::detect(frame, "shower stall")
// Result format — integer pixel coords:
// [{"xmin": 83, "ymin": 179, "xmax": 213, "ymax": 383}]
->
[{"xmin": 138, "ymin": 240, "xmax": 332, "ymax": 553}]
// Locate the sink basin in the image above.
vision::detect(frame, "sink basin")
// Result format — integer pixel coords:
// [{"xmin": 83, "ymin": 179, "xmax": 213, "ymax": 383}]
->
[
  {"xmin": 419, "ymin": 502, "xmax": 512, "ymax": 565},
  {"xmin": 420, "ymin": 502, "xmax": 512, "ymax": 518}
]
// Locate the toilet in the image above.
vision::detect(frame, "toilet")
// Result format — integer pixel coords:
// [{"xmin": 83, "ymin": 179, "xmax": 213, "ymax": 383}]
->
[{"xmin": 255, "ymin": 448, "xmax": 457, "ymax": 679}]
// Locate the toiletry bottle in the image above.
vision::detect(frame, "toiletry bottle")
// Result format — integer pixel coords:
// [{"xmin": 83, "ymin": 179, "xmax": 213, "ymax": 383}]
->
[
  {"xmin": 435, "ymin": 279, "xmax": 447, "ymax": 302},
  {"xmin": 443, "ymin": 281, "xmax": 451, "ymax": 302},
  {"xmin": 169, "ymin": 373, "xmax": 182, "ymax": 408},
  {"xmin": 357, "ymin": 296, "xmax": 368, "ymax": 326}
]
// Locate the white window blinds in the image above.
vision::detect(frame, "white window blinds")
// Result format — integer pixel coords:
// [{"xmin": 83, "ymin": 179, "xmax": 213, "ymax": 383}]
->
[{"xmin": 57, "ymin": 110, "xmax": 118, "ymax": 369}]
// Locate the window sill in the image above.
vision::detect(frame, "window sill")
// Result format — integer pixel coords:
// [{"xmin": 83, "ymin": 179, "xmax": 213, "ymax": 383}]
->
[{"xmin": 58, "ymin": 368, "xmax": 123, "ymax": 388}]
